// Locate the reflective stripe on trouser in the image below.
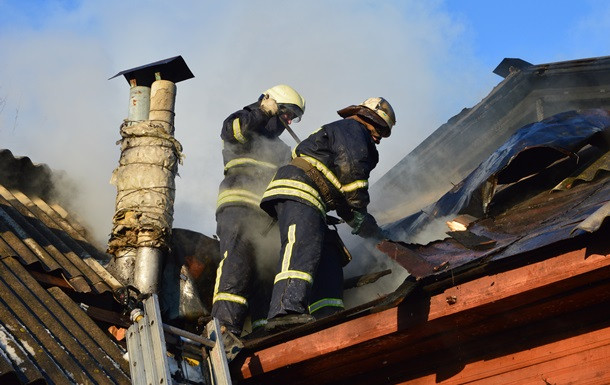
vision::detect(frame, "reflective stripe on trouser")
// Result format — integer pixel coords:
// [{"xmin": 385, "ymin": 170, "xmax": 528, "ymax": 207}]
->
[
  {"xmin": 211, "ymin": 206, "xmax": 274, "ymax": 332},
  {"xmin": 268, "ymin": 199, "xmax": 327, "ymax": 319},
  {"xmin": 309, "ymin": 227, "xmax": 344, "ymax": 318},
  {"xmin": 309, "ymin": 298, "xmax": 344, "ymax": 314}
]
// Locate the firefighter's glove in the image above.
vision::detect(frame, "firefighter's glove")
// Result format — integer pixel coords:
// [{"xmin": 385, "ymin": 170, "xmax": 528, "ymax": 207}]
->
[
  {"xmin": 359, "ymin": 221, "xmax": 383, "ymax": 240},
  {"xmin": 348, "ymin": 211, "xmax": 376, "ymax": 237},
  {"xmin": 260, "ymin": 94, "xmax": 279, "ymax": 117},
  {"xmin": 347, "ymin": 210, "xmax": 366, "ymax": 234},
  {"xmin": 351, "ymin": 212, "xmax": 388, "ymax": 241}
]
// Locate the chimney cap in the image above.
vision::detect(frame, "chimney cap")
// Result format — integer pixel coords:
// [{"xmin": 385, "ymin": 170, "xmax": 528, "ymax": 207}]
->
[
  {"xmin": 109, "ymin": 55, "xmax": 194, "ymax": 87},
  {"xmin": 493, "ymin": 58, "xmax": 533, "ymax": 78}
]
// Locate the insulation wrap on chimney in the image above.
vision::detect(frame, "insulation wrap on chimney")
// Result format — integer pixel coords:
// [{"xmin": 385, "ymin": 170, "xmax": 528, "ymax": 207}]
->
[{"xmin": 108, "ymin": 80, "xmax": 183, "ymax": 256}]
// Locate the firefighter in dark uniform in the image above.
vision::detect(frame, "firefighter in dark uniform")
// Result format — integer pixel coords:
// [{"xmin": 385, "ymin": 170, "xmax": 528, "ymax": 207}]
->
[
  {"xmin": 211, "ymin": 85, "xmax": 306, "ymax": 339},
  {"xmin": 260, "ymin": 97, "xmax": 396, "ymax": 332}
]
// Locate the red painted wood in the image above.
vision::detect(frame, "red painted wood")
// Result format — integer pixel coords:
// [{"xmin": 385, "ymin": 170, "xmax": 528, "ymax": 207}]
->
[{"xmin": 234, "ymin": 244, "xmax": 610, "ymax": 384}]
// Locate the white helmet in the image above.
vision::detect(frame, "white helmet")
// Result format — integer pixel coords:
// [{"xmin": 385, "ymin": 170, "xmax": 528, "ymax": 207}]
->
[
  {"xmin": 360, "ymin": 97, "xmax": 396, "ymax": 130},
  {"xmin": 337, "ymin": 96, "xmax": 396, "ymax": 136},
  {"xmin": 264, "ymin": 84, "xmax": 306, "ymax": 122}
]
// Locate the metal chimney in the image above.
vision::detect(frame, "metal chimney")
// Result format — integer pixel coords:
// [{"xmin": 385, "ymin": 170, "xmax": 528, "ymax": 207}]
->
[{"xmin": 107, "ymin": 56, "xmax": 194, "ymax": 295}]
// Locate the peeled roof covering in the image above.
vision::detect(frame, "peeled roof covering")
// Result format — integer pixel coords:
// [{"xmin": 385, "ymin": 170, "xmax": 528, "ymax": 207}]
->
[
  {"xmin": 0, "ymin": 149, "xmax": 121, "ymax": 294},
  {"xmin": 380, "ymin": 109, "xmax": 610, "ymax": 280}
]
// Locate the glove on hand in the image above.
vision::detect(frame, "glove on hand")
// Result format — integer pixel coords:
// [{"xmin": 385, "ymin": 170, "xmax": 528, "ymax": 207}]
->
[
  {"xmin": 357, "ymin": 215, "xmax": 383, "ymax": 239},
  {"xmin": 350, "ymin": 212, "xmax": 391, "ymax": 241},
  {"xmin": 347, "ymin": 210, "xmax": 366, "ymax": 233},
  {"xmin": 348, "ymin": 211, "xmax": 382, "ymax": 239},
  {"xmin": 260, "ymin": 94, "xmax": 279, "ymax": 117}
]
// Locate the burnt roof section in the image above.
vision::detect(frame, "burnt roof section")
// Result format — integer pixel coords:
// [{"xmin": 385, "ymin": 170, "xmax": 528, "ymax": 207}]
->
[
  {"xmin": 0, "ymin": 149, "xmax": 121, "ymax": 294},
  {"xmin": 379, "ymin": 108, "xmax": 610, "ymax": 281},
  {"xmin": 109, "ymin": 55, "xmax": 194, "ymax": 87},
  {"xmin": 0, "ymin": 257, "xmax": 130, "ymax": 384},
  {"xmin": 370, "ymin": 55, "xmax": 610, "ymax": 224}
]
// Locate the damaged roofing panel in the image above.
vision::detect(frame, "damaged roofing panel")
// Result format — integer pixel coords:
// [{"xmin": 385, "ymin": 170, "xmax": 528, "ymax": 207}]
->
[
  {"xmin": 381, "ymin": 109, "xmax": 610, "ymax": 280},
  {"xmin": 0, "ymin": 256, "xmax": 130, "ymax": 385},
  {"xmin": 370, "ymin": 55, "xmax": 610, "ymax": 224},
  {"xmin": 0, "ymin": 149, "xmax": 120, "ymax": 294}
]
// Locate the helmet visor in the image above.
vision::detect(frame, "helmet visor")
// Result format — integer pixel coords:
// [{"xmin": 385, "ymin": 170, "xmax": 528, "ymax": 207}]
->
[{"xmin": 278, "ymin": 103, "xmax": 304, "ymax": 123}]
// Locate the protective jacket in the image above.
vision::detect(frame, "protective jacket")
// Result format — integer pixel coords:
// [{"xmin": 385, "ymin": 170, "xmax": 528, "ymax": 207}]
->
[
  {"xmin": 217, "ymin": 102, "xmax": 292, "ymax": 214},
  {"xmin": 261, "ymin": 118, "xmax": 379, "ymax": 320},
  {"xmin": 212, "ymin": 102, "xmax": 291, "ymax": 334},
  {"xmin": 261, "ymin": 118, "xmax": 378, "ymax": 220}
]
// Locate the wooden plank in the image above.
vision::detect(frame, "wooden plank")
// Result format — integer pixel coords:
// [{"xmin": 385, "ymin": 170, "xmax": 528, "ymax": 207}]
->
[
  {"xmin": 235, "ymin": 246, "xmax": 610, "ymax": 382},
  {"xmin": 29, "ymin": 270, "xmax": 73, "ymax": 289},
  {"xmin": 238, "ymin": 306, "xmax": 401, "ymax": 378},
  {"xmin": 250, "ymin": 278, "xmax": 610, "ymax": 385},
  {"xmin": 410, "ymin": 326, "xmax": 610, "ymax": 385},
  {"xmin": 428, "ymin": 248, "xmax": 609, "ymax": 321}
]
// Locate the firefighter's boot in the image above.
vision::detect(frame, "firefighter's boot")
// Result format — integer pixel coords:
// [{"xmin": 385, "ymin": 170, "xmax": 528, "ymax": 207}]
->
[{"xmin": 265, "ymin": 313, "xmax": 315, "ymax": 334}]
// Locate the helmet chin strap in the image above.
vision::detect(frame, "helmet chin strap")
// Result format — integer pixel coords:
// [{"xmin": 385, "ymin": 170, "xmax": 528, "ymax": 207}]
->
[{"xmin": 347, "ymin": 115, "xmax": 381, "ymax": 142}]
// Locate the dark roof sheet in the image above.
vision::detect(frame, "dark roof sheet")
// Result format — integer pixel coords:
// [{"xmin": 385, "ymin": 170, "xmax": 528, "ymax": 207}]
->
[
  {"xmin": 0, "ymin": 256, "xmax": 130, "ymax": 384},
  {"xmin": 379, "ymin": 109, "xmax": 610, "ymax": 280},
  {"xmin": 0, "ymin": 149, "xmax": 121, "ymax": 294}
]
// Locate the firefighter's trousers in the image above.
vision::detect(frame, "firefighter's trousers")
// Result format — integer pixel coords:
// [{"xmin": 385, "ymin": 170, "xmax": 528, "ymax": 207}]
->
[
  {"xmin": 211, "ymin": 206, "xmax": 277, "ymax": 333},
  {"xmin": 268, "ymin": 199, "xmax": 344, "ymax": 320}
]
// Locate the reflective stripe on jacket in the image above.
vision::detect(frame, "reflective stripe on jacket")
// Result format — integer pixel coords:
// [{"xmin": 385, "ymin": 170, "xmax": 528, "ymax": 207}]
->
[
  {"xmin": 217, "ymin": 103, "xmax": 292, "ymax": 213},
  {"xmin": 261, "ymin": 118, "xmax": 378, "ymax": 217}
]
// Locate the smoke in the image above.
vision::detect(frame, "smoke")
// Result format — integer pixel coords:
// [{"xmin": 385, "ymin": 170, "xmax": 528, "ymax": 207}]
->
[
  {"xmin": 2, "ymin": 0, "xmax": 608, "ymax": 251},
  {"xmin": 340, "ymin": 214, "xmax": 456, "ymax": 307},
  {"xmin": 0, "ymin": 1, "xmax": 486, "ymax": 247},
  {"xmin": 371, "ymin": 145, "xmax": 464, "ymax": 225},
  {"xmin": 1, "ymin": 1, "xmax": 609, "ymax": 318}
]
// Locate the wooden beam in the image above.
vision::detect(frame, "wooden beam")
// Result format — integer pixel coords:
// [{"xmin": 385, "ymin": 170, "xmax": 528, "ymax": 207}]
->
[
  {"xmin": 29, "ymin": 270, "xmax": 73, "ymax": 290},
  {"xmin": 234, "ymin": 246, "xmax": 610, "ymax": 383},
  {"xmin": 351, "ymin": 302, "xmax": 610, "ymax": 385},
  {"xmin": 427, "ymin": 247, "xmax": 610, "ymax": 320},
  {"xmin": 328, "ymin": 278, "xmax": 610, "ymax": 385}
]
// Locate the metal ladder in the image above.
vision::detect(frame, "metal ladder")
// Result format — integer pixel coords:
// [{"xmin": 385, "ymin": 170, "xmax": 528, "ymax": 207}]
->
[{"xmin": 126, "ymin": 294, "xmax": 232, "ymax": 385}]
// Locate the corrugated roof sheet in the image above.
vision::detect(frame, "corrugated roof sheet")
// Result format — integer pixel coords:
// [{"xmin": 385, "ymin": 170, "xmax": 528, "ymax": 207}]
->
[
  {"xmin": 0, "ymin": 149, "xmax": 120, "ymax": 294},
  {"xmin": 0, "ymin": 149, "xmax": 220, "ymax": 384},
  {"xmin": 0, "ymin": 256, "xmax": 130, "ymax": 384}
]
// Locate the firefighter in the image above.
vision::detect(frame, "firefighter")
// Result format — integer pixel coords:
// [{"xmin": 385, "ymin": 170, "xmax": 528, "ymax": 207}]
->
[
  {"xmin": 211, "ymin": 85, "xmax": 306, "ymax": 341},
  {"xmin": 260, "ymin": 97, "xmax": 396, "ymax": 332}
]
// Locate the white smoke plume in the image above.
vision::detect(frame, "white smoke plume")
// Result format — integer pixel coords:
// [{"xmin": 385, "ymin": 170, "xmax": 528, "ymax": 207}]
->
[{"xmin": 1, "ymin": 0, "xmax": 608, "ymax": 252}]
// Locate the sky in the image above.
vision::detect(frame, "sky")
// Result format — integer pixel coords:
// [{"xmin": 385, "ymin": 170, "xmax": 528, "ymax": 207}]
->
[{"xmin": 1, "ymin": 0, "xmax": 609, "ymax": 248}]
